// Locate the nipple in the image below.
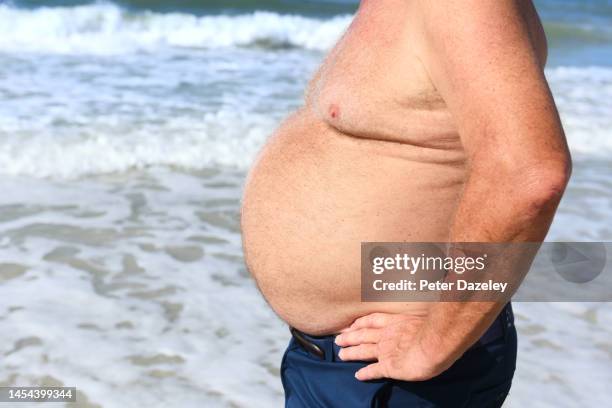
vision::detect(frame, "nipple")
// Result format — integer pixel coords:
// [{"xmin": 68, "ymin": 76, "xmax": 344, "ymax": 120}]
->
[{"xmin": 328, "ymin": 104, "xmax": 340, "ymax": 119}]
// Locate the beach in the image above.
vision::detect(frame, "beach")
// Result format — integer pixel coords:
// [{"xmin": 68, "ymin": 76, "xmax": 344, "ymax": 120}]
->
[{"xmin": 0, "ymin": 0, "xmax": 610, "ymax": 406}]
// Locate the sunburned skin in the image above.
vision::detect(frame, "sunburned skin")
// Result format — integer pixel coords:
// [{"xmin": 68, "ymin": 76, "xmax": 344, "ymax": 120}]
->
[{"xmin": 240, "ymin": 0, "xmax": 549, "ymax": 336}]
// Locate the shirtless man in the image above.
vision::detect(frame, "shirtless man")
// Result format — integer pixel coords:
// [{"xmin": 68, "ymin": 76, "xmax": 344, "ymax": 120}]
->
[{"xmin": 241, "ymin": 1, "xmax": 571, "ymax": 406}]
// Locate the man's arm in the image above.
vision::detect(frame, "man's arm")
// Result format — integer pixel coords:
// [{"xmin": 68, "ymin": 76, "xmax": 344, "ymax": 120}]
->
[{"xmin": 337, "ymin": 0, "xmax": 571, "ymax": 380}]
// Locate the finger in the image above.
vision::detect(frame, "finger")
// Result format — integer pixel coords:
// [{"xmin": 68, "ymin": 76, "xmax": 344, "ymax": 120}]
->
[
  {"xmin": 355, "ymin": 362, "xmax": 386, "ymax": 381},
  {"xmin": 335, "ymin": 328, "xmax": 381, "ymax": 347},
  {"xmin": 338, "ymin": 344, "xmax": 378, "ymax": 362},
  {"xmin": 350, "ymin": 313, "xmax": 402, "ymax": 330}
]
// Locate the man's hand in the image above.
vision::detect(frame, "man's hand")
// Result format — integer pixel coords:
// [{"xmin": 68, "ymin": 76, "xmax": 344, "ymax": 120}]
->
[{"xmin": 335, "ymin": 312, "xmax": 452, "ymax": 381}]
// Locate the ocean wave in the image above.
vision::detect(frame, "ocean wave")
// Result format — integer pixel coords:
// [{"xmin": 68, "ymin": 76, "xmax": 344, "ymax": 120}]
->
[
  {"xmin": 0, "ymin": 110, "xmax": 278, "ymax": 178},
  {"xmin": 0, "ymin": 3, "xmax": 351, "ymax": 54}
]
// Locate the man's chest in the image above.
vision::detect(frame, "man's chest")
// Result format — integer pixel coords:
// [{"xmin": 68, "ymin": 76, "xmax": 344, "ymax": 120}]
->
[{"xmin": 304, "ymin": 19, "xmax": 458, "ymax": 147}]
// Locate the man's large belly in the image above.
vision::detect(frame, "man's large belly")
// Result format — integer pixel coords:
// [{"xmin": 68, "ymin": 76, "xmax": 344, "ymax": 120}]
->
[{"xmin": 241, "ymin": 110, "xmax": 466, "ymax": 335}]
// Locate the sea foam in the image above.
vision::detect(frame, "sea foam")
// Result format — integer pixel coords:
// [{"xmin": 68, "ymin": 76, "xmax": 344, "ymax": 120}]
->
[
  {"xmin": 0, "ymin": 3, "xmax": 351, "ymax": 54},
  {"xmin": 0, "ymin": 110, "xmax": 277, "ymax": 178}
]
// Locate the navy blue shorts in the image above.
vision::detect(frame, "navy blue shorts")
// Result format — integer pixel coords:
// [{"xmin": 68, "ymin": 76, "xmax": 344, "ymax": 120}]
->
[{"xmin": 281, "ymin": 304, "xmax": 517, "ymax": 408}]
